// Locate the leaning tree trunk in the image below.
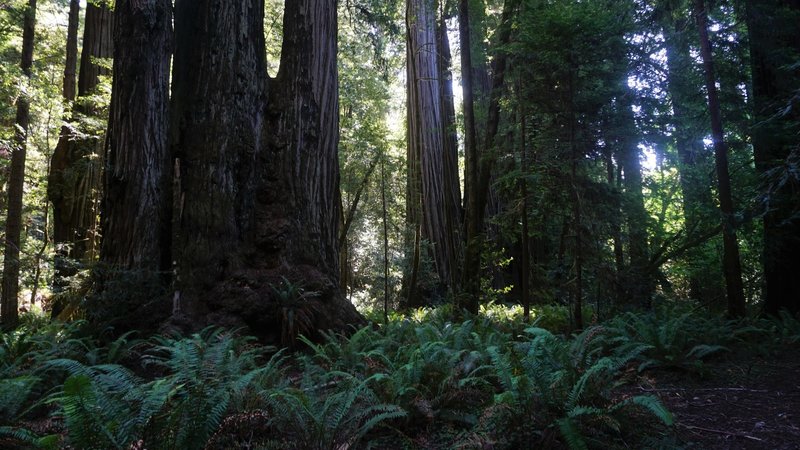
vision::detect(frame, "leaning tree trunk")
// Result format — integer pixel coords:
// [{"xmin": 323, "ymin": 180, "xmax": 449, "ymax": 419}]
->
[
  {"xmin": 49, "ymin": 3, "xmax": 113, "ymax": 291},
  {"xmin": 745, "ymin": 0, "xmax": 800, "ymax": 316},
  {"xmin": 1, "ymin": 0, "xmax": 36, "ymax": 330},
  {"xmin": 102, "ymin": 0, "xmax": 171, "ymax": 272},
  {"xmin": 694, "ymin": 0, "xmax": 747, "ymax": 318},
  {"xmin": 404, "ymin": 0, "xmax": 462, "ymax": 302},
  {"xmin": 170, "ymin": 0, "xmax": 362, "ymax": 342}
]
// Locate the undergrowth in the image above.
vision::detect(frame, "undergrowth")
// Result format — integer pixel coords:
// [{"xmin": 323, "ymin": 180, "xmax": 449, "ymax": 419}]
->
[{"xmin": 0, "ymin": 303, "xmax": 797, "ymax": 449}]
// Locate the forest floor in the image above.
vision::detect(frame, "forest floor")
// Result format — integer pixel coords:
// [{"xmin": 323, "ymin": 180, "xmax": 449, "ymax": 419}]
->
[{"xmin": 631, "ymin": 347, "xmax": 800, "ymax": 449}]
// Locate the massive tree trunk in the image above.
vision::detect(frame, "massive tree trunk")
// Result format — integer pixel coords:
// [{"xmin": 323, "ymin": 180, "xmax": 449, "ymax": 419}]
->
[
  {"xmin": 102, "ymin": 0, "xmax": 171, "ymax": 272},
  {"xmin": 663, "ymin": 9, "xmax": 720, "ymax": 304},
  {"xmin": 170, "ymin": 0, "xmax": 362, "ymax": 341},
  {"xmin": 1, "ymin": 0, "xmax": 36, "ymax": 330},
  {"xmin": 49, "ymin": 3, "xmax": 113, "ymax": 290},
  {"xmin": 694, "ymin": 0, "xmax": 747, "ymax": 317},
  {"xmin": 404, "ymin": 0, "xmax": 462, "ymax": 302},
  {"xmin": 745, "ymin": 0, "xmax": 800, "ymax": 316}
]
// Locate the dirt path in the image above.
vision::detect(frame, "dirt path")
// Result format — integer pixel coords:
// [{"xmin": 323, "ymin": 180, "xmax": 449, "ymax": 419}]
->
[{"xmin": 639, "ymin": 348, "xmax": 800, "ymax": 449}]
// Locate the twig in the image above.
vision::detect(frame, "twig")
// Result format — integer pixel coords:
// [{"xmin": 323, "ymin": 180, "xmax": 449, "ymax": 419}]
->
[
  {"xmin": 639, "ymin": 387, "xmax": 768, "ymax": 393},
  {"xmin": 678, "ymin": 424, "xmax": 764, "ymax": 442}
]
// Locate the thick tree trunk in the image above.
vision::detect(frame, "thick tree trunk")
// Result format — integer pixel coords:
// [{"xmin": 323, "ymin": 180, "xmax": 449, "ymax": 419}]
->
[
  {"xmin": 745, "ymin": 0, "xmax": 800, "ymax": 316},
  {"xmin": 694, "ymin": 0, "xmax": 747, "ymax": 318},
  {"xmin": 405, "ymin": 0, "xmax": 462, "ymax": 299},
  {"xmin": 49, "ymin": 3, "xmax": 113, "ymax": 290},
  {"xmin": 170, "ymin": 0, "xmax": 362, "ymax": 340},
  {"xmin": 663, "ymin": 7, "xmax": 720, "ymax": 305},
  {"xmin": 1, "ymin": 0, "xmax": 36, "ymax": 330},
  {"xmin": 102, "ymin": 0, "xmax": 171, "ymax": 272}
]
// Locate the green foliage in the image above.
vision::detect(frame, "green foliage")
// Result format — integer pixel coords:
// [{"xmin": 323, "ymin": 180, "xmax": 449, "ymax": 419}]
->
[
  {"xmin": 265, "ymin": 373, "xmax": 406, "ymax": 449},
  {"xmin": 603, "ymin": 307, "xmax": 735, "ymax": 374},
  {"xmin": 141, "ymin": 328, "xmax": 282, "ymax": 449}
]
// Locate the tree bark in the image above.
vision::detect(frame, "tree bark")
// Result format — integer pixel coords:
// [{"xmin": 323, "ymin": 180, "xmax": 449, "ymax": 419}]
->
[
  {"xmin": 694, "ymin": 0, "xmax": 747, "ymax": 318},
  {"xmin": 49, "ymin": 2, "xmax": 113, "ymax": 291},
  {"xmin": 63, "ymin": 0, "xmax": 79, "ymax": 103},
  {"xmin": 745, "ymin": 0, "xmax": 800, "ymax": 316},
  {"xmin": 169, "ymin": 0, "xmax": 363, "ymax": 340},
  {"xmin": 102, "ymin": 0, "xmax": 172, "ymax": 272},
  {"xmin": 1, "ymin": 0, "xmax": 36, "ymax": 330},
  {"xmin": 405, "ymin": 0, "xmax": 462, "ymax": 300}
]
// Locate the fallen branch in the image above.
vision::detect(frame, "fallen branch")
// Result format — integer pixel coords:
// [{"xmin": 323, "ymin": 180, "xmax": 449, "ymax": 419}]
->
[{"xmin": 678, "ymin": 423, "xmax": 764, "ymax": 442}]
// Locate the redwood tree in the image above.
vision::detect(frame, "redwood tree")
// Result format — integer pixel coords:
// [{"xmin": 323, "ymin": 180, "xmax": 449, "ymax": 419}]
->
[
  {"xmin": 169, "ymin": 0, "xmax": 362, "ymax": 338},
  {"xmin": 102, "ymin": 0, "xmax": 172, "ymax": 272},
  {"xmin": 405, "ymin": 0, "xmax": 462, "ymax": 304},
  {"xmin": 49, "ymin": 2, "xmax": 113, "ymax": 289},
  {"xmin": 1, "ymin": 0, "xmax": 36, "ymax": 330},
  {"xmin": 694, "ymin": 0, "xmax": 747, "ymax": 317},
  {"xmin": 746, "ymin": 0, "xmax": 800, "ymax": 316}
]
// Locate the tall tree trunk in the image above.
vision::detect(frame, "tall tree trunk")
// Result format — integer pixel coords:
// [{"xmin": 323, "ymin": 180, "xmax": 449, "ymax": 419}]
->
[
  {"xmin": 663, "ymin": 6, "xmax": 719, "ymax": 305},
  {"xmin": 694, "ymin": 0, "xmax": 747, "ymax": 318},
  {"xmin": 617, "ymin": 91, "xmax": 653, "ymax": 307},
  {"xmin": 745, "ymin": 0, "xmax": 800, "ymax": 316},
  {"xmin": 170, "ymin": 0, "xmax": 362, "ymax": 340},
  {"xmin": 461, "ymin": 0, "xmax": 518, "ymax": 313},
  {"xmin": 405, "ymin": 0, "xmax": 462, "ymax": 300},
  {"xmin": 102, "ymin": 0, "xmax": 171, "ymax": 273},
  {"xmin": 63, "ymin": 0, "xmax": 79, "ymax": 103},
  {"xmin": 519, "ymin": 106, "xmax": 530, "ymax": 321},
  {"xmin": 49, "ymin": 3, "xmax": 113, "ymax": 291},
  {"xmin": 1, "ymin": 0, "xmax": 36, "ymax": 330}
]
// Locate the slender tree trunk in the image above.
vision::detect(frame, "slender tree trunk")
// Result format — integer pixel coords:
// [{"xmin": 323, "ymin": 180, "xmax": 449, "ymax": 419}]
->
[
  {"xmin": 618, "ymin": 92, "xmax": 653, "ymax": 307},
  {"xmin": 745, "ymin": 0, "xmax": 800, "ymax": 316},
  {"xmin": 102, "ymin": 0, "xmax": 171, "ymax": 272},
  {"xmin": 1, "ymin": 0, "xmax": 36, "ymax": 330},
  {"xmin": 338, "ymin": 156, "xmax": 378, "ymax": 293},
  {"xmin": 663, "ymin": 8, "xmax": 719, "ymax": 304},
  {"xmin": 381, "ymin": 153, "xmax": 390, "ymax": 325},
  {"xmin": 461, "ymin": 0, "xmax": 518, "ymax": 313},
  {"xmin": 63, "ymin": 0, "xmax": 79, "ymax": 103},
  {"xmin": 694, "ymin": 0, "xmax": 747, "ymax": 317},
  {"xmin": 519, "ymin": 106, "xmax": 530, "ymax": 321},
  {"xmin": 49, "ymin": 3, "xmax": 113, "ymax": 291}
]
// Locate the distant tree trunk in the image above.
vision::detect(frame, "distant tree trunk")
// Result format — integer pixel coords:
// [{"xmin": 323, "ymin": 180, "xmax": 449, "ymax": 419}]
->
[
  {"xmin": 519, "ymin": 107, "xmax": 530, "ymax": 321},
  {"xmin": 49, "ymin": 3, "xmax": 113, "ymax": 290},
  {"xmin": 694, "ymin": 0, "xmax": 747, "ymax": 318},
  {"xmin": 170, "ymin": 0, "xmax": 362, "ymax": 340},
  {"xmin": 102, "ymin": 0, "xmax": 171, "ymax": 272},
  {"xmin": 617, "ymin": 92, "xmax": 653, "ymax": 307},
  {"xmin": 461, "ymin": 0, "xmax": 518, "ymax": 314},
  {"xmin": 338, "ymin": 156, "xmax": 377, "ymax": 293},
  {"xmin": 404, "ymin": 0, "xmax": 462, "ymax": 301},
  {"xmin": 381, "ymin": 153, "xmax": 390, "ymax": 324},
  {"xmin": 63, "ymin": 0, "xmax": 79, "ymax": 102},
  {"xmin": 663, "ymin": 7, "xmax": 719, "ymax": 305},
  {"xmin": 1, "ymin": 0, "xmax": 36, "ymax": 330},
  {"xmin": 745, "ymin": 0, "xmax": 800, "ymax": 316}
]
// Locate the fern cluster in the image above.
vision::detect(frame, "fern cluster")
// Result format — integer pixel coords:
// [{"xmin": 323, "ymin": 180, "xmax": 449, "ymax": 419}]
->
[{"xmin": 3, "ymin": 305, "xmax": 796, "ymax": 449}]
